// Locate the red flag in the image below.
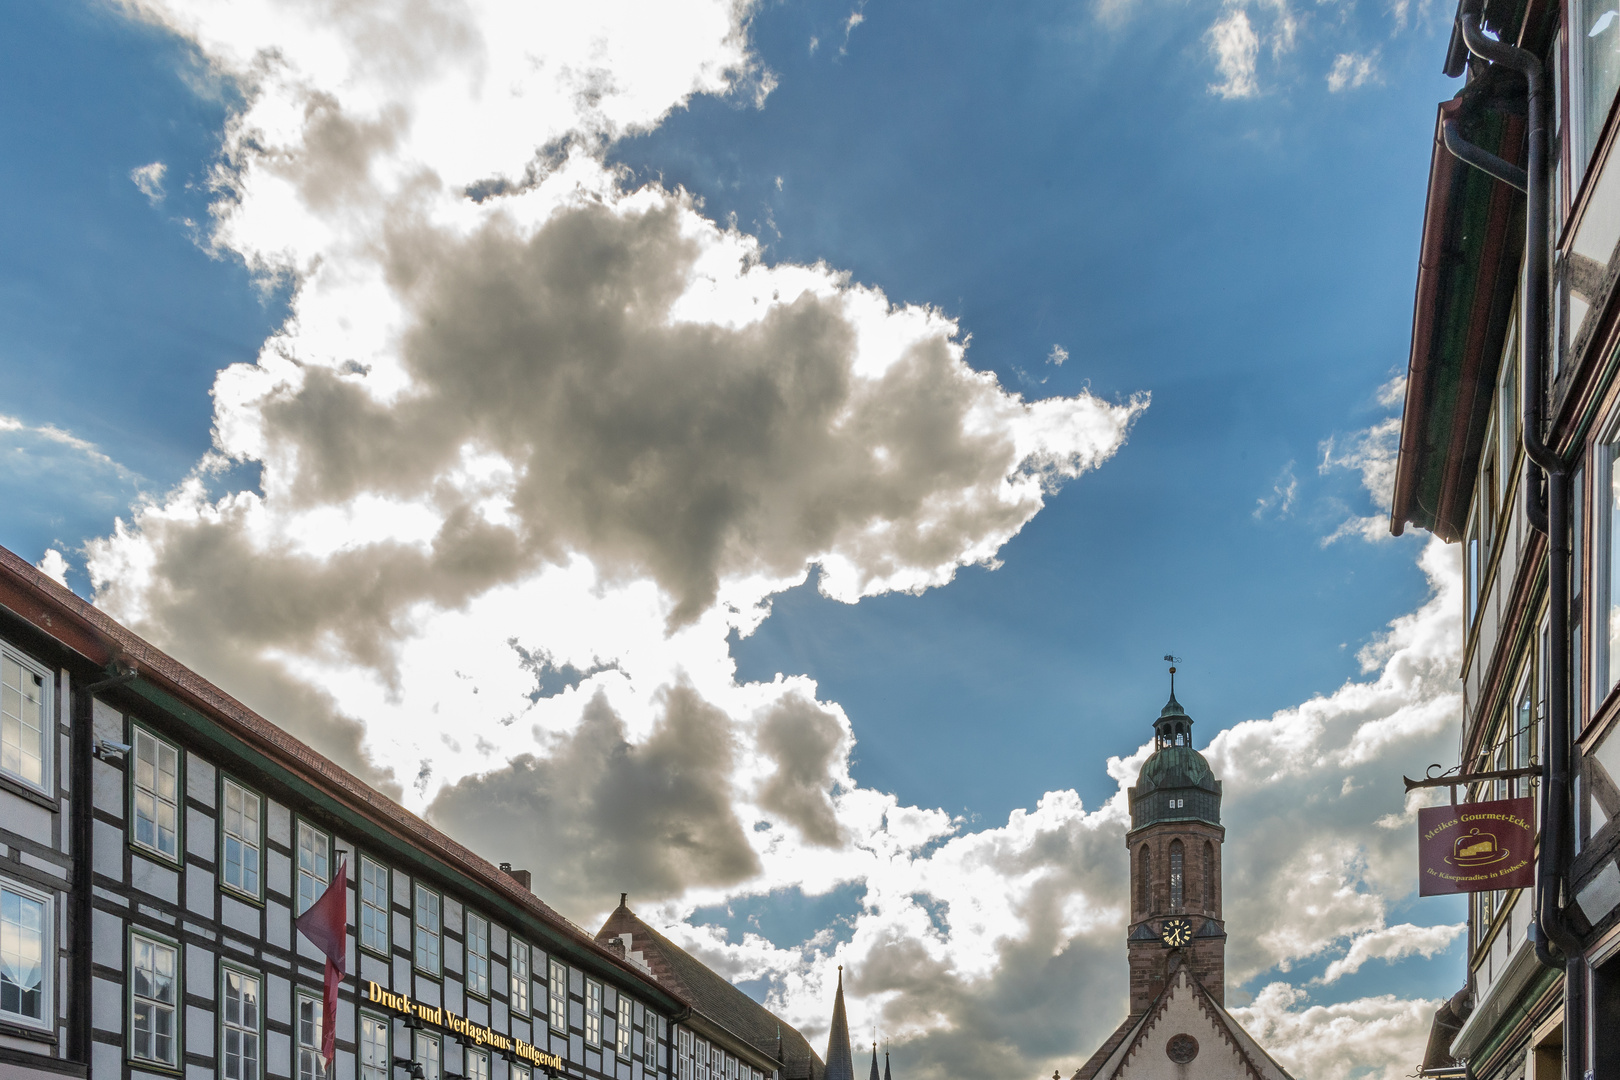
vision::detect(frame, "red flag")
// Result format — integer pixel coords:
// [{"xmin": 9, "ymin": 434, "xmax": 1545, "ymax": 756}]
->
[{"xmin": 296, "ymin": 859, "xmax": 348, "ymax": 1069}]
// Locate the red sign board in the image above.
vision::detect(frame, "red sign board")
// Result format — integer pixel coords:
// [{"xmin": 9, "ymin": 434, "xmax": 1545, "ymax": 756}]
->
[{"xmin": 1418, "ymin": 797, "xmax": 1536, "ymax": 896}]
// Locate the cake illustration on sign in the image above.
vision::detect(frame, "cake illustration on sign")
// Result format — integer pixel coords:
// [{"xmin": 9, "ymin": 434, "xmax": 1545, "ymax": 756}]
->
[{"xmin": 1447, "ymin": 827, "xmax": 1509, "ymax": 868}]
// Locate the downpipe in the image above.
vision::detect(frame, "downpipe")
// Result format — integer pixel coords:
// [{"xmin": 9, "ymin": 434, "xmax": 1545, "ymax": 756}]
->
[{"xmin": 1452, "ymin": 0, "xmax": 1584, "ymax": 1051}]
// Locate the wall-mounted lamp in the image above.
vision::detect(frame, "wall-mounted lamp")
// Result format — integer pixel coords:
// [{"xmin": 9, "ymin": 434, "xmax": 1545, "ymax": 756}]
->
[
  {"xmin": 393, "ymin": 1057, "xmax": 426, "ymax": 1079},
  {"xmin": 92, "ymin": 740, "xmax": 131, "ymax": 763}
]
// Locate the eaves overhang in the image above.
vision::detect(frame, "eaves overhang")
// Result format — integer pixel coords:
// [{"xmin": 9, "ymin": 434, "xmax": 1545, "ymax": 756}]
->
[{"xmin": 1391, "ymin": 89, "xmax": 1526, "ymax": 541}]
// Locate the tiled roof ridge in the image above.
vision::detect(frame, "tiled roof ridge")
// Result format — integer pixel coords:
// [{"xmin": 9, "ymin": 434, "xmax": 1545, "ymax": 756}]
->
[
  {"xmin": 0, "ymin": 544, "xmax": 671, "ymax": 996},
  {"xmin": 597, "ymin": 903, "xmax": 822, "ymax": 1072},
  {"xmin": 1071, "ymin": 1014, "xmax": 1138, "ymax": 1080}
]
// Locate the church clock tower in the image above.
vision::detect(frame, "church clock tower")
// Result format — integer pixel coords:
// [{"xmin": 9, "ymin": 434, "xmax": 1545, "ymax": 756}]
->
[{"xmin": 1125, "ymin": 672, "xmax": 1226, "ymax": 1012}]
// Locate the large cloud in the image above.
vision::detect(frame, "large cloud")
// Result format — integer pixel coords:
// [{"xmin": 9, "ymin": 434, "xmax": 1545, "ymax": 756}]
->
[{"xmin": 80, "ymin": 3, "xmax": 1458, "ymax": 1079}]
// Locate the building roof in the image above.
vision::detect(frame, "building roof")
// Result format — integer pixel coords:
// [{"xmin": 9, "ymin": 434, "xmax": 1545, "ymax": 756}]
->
[
  {"xmin": 1130, "ymin": 692, "xmax": 1222, "ymax": 830},
  {"xmin": 1391, "ymin": 76, "xmax": 1526, "ymax": 541},
  {"xmin": 596, "ymin": 900, "xmax": 825, "ymax": 1080},
  {"xmin": 1073, "ymin": 958, "xmax": 1294, "ymax": 1080},
  {"xmin": 823, "ymin": 968, "xmax": 855, "ymax": 1080},
  {"xmin": 0, "ymin": 542, "xmax": 681, "ymax": 1010}
]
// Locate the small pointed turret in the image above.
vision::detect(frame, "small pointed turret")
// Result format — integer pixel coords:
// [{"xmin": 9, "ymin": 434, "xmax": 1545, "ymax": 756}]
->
[
  {"xmin": 883, "ymin": 1051, "xmax": 892, "ymax": 1080},
  {"xmin": 824, "ymin": 967, "xmax": 855, "ymax": 1080},
  {"xmin": 868, "ymin": 1043, "xmax": 879, "ymax": 1080}
]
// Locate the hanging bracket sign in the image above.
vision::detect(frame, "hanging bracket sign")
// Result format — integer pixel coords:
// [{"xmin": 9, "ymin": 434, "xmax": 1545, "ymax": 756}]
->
[{"xmin": 1417, "ymin": 797, "xmax": 1536, "ymax": 895}]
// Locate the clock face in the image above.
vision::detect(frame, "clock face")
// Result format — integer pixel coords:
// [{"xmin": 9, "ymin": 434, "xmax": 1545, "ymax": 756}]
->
[{"xmin": 1160, "ymin": 918, "xmax": 1193, "ymax": 948}]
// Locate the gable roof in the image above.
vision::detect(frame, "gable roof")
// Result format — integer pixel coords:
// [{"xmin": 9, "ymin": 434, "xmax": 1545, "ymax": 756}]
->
[
  {"xmin": 0, "ymin": 543, "xmax": 679, "ymax": 1009},
  {"xmin": 1074, "ymin": 959, "xmax": 1294, "ymax": 1080},
  {"xmin": 597, "ymin": 900, "xmax": 825, "ymax": 1080}
]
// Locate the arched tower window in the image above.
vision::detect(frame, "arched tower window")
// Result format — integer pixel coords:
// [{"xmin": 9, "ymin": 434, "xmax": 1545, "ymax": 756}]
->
[
  {"xmin": 1204, "ymin": 841, "xmax": 1215, "ymax": 911},
  {"xmin": 1139, "ymin": 845, "xmax": 1151, "ymax": 913},
  {"xmin": 1169, "ymin": 840, "xmax": 1184, "ymax": 910}
]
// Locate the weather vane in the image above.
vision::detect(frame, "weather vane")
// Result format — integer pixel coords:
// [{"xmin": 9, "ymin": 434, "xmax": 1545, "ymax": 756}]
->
[{"xmin": 1164, "ymin": 654, "xmax": 1182, "ymax": 692}]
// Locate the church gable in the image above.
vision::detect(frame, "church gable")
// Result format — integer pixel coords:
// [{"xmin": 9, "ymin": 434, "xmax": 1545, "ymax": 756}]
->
[{"xmin": 1097, "ymin": 967, "xmax": 1292, "ymax": 1080}]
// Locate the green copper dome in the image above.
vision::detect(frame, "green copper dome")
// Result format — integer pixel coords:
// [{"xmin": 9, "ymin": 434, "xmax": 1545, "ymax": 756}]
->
[{"xmin": 1128, "ymin": 690, "xmax": 1222, "ymax": 831}]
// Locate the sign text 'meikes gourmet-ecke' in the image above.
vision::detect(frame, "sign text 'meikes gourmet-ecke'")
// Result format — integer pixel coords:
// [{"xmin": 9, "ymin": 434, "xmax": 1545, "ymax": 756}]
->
[{"xmin": 1417, "ymin": 797, "xmax": 1536, "ymax": 896}]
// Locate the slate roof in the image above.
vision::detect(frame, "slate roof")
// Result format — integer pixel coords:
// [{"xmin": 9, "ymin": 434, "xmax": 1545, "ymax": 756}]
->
[
  {"xmin": 597, "ymin": 901, "xmax": 825, "ymax": 1080},
  {"xmin": 823, "ymin": 969, "xmax": 854, "ymax": 1080}
]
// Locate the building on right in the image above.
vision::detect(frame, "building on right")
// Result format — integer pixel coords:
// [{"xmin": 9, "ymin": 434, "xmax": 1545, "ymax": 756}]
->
[{"xmin": 1391, "ymin": 0, "xmax": 1620, "ymax": 1072}]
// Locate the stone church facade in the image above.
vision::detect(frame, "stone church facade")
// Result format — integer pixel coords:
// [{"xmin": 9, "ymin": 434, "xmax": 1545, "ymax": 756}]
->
[{"xmin": 1073, "ymin": 682, "xmax": 1294, "ymax": 1080}]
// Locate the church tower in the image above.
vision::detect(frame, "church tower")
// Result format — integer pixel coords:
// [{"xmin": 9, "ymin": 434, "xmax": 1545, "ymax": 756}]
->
[
  {"xmin": 1072, "ymin": 670, "xmax": 1295, "ymax": 1080},
  {"xmin": 1124, "ymin": 672, "xmax": 1226, "ymax": 1011}
]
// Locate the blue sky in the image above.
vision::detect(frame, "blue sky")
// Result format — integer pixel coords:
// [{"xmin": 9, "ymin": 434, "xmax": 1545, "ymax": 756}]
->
[{"xmin": 1, "ymin": 1, "xmax": 1472, "ymax": 1075}]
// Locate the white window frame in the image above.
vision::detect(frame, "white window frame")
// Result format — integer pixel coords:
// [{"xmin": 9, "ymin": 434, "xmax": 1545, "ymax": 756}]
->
[
  {"xmin": 467, "ymin": 912, "xmax": 490, "ymax": 997},
  {"xmin": 617, "ymin": 993, "xmax": 633, "ymax": 1058},
  {"xmin": 415, "ymin": 884, "xmax": 442, "ymax": 975},
  {"xmin": 130, "ymin": 928, "xmax": 181, "ymax": 1067},
  {"xmin": 678, "ymin": 1029, "xmax": 693, "ymax": 1080},
  {"xmin": 296, "ymin": 820, "xmax": 331, "ymax": 917},
  {"xmin": 221, "ymin": 963, "xmax": 263, "ymax": 1080},
  {"xmin": 1593, "ymin": 419, "xmax": 1620, "ymax": 711},
  {"xmin": 585, "ymin": 978, "xmax": 603, "ymax": 1045},
  {"xmin": 131, "ymin": 724, "xmax": 182, "ymax": 863},
  {"xmin": 221, "ymin": 776, "xmax": 263, "ymax": 900},
  {"xmin": 0, "ymin": 877, "xmax": 51, "ymax": 1029},
  {"xmin": 359, "ymin": 856, "xmax": 390, "ymax": 955},
  {"xmin": 513, "ymin": 1066, "xmax": 533, "ymax": 1080},
  {"xmin": 644, "ymin": 1009, "xmax": 659, "ymax": 1066},
  {"xmin": 360, "ymin": 1011, "xmax": 391, "ymax": 1080},
  {"xmin": 548, "ymin": 958, "xmax": 568, "ymax": 1031},
  {"xmin": 510, "ymin": 938, "xmax": 530, "ymax": 1013},
  {"xmin": 696, "ymin": 1037, "xmax": 711, "ymax": 1080},
  {"xmin": 296, "ymin": 991, "xmax": 326, "ymax": 1080},
  {"xmin": 0, "ymin": 642, "xmax": 51, "ymax": 794},
  {"xmin": 415, "ymin": 1029, "xmax": 443, "ymax": 1080},
  {"xmin": 1572, "ymin": 0, "xmax": 1620, "ymax": 175},
  {"xmin": 467, "ymin": 1047, "xmax": 491, "ymax": 1080}
]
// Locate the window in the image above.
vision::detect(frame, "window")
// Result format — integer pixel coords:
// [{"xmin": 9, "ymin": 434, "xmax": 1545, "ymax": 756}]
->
[
  {"xmin": 360, "ymin": 857, "xmax": 389, "ymax": 953},
  {"xmin": 1203, "ymin": 842, "xmax": 1215, "ymax": 911},
  {"xmin": 679, "ymin": 1030, "xmax": 694, "ymax": 1080},
  {"xmin": 585, "ymin": 978, "xmax": 603, "ymax": 1045},
  {"xmin": 222, "ymin": 778, "xmax": 262, "ymax": 897},
  {"xmin": 728, "ymin": 1054, "xmax": 739, "ymax": 1080},
  {"xmin": 696, "ymin": 1038, "xmax": 712, "ymax": 1080},
  {"xmin": 645, "ymin": 1011, "xmax": 659, "ymax": 1065},
  {"xmin": 1499, "ymin": 319, "xmax": 1519, "ymax": 497},
  {"xmin": 1576, "ymin": 0, "xmax": 1620, "ymax": 170},
  {"xmin": 1517, "ymin": 672, "xmax": 1537, "ymax": 800},
  {"xmin": 1169, "ymin": 840, "xmax": 1184, "ymax": 910},
  {"xmin": 548, "ymin": 958, "xmax": 568, "ymax": 1030},
  {"xmin": 360, "ymin": 1013, "xmax": 390, "ymax": 1080},
  {"xmin": 514, "ymin": 1067, "xmax": 533, "ymax": 1080},
  {"xmin": 415, "ymin": 885, "xmax": 442, "ymax": 974},
  {"xmin": 297, "ymin": 992, "xmax": 326, "ymax": 1080},
  {"xmin": 1481, "ymin": 420, "xmax": 1498, "ymax": 551},
  {"xmin": 1466, "ymin": 519, "xmax": 1481, "ymax": 627},
  {"xmin": 296, "ymin": 821, "xmax": 330, "ymax": 916},
  {"xmin": 131, "ymin": 932, "xmax": 180, "ymax": 1066},
  {"xmin": 222, "ymin": 967, "xmax": 262, "ymax": 1080},
  {"xmin": 0, "ymin": 645, "xmax": 48, "ymax": 791},
  {"xmin": 711, "ymin": 1042, "xmax": 724, "ymax": 1080},
  {"xmin": 467, "ymin": 1049, "xmax": 490, "ymax": 1080},
  {"xmin": 1138, "ymin": 845, "xmax": 1151, "ymax": 912},
  {"xmin": 1594, "ymin": 428, "xmax": 1620, "ymax": 704},
  {"xmin": 132, "ymin": 726, "xmax": 180, "ymax": 861},
  {"xmin": 467, "ymin": 913, "xmax": 490, "ymax": 997},
  {"xmin": 511, "ymin": 939, "xmax": 530, "ymax": 1013},
  {"xmin": 415, "ymin": 1031, "xmax": 442, "ymax": 1080},
  {"xmin": 617, "ymin": 994, "xmax": 633, "ymax": 1057},
  {"xmin": 0, "ymin": 880, "xmax": 48, "ymax": 1025}
]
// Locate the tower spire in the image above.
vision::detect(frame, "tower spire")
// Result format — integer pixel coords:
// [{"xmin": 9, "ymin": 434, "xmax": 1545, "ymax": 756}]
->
[
  {"xmin": 824, "ymin": 967, "xmax": 854, "ymax": 1080},
  {"xmin": 868, "ymin": 1043, "xmax": 879, "ymax": 1080},
  {"xmin": 883, "ymin": 1051, "xmax": 891, "ymax": 1080}
]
